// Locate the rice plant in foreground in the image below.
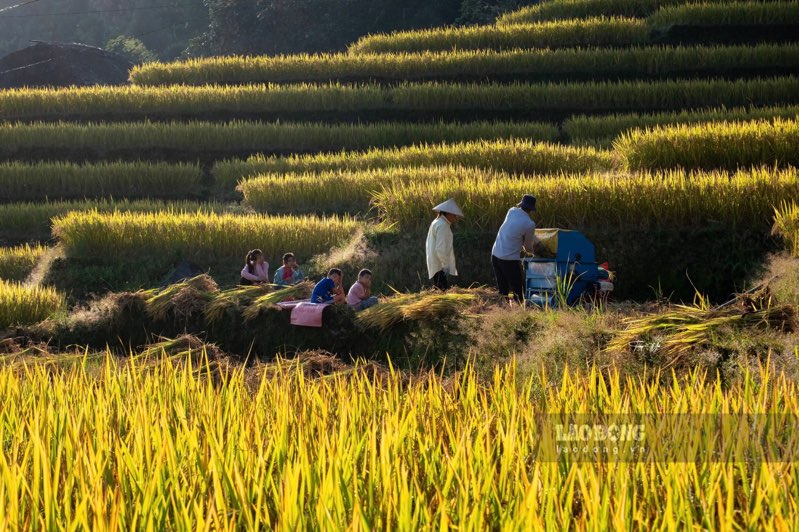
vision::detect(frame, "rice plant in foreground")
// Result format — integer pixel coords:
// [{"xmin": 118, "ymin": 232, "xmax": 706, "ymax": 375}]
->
[
  {"xmin": 0, "ymin": 352, "xmax": 797, "ymax": 528},
  {"xmin": 0, "ymin": 244, "xmax": 47, "ymax": 282},
  {"xmin": 52, "ymin": 210, "xmax": 361, "ymax": 265},
  {"xmin": 0, "ymin": 279, "xmax": 63, "ymax": 329},
  {"xmin": 614, "ymin": 117, "xmax": 799, "ymax": 171},
  {"xmin": 773, "ymin": 201, "xmax": 799, "ymax": 257},
  {"xmin": 216, "ymin": 139, "xmax": 614, "ymax": 189}
]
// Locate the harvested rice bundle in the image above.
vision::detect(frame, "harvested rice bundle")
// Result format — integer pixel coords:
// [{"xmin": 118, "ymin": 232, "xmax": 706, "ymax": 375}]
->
[
  {"xmin": 242, "ymin": 282, "xmax": 315, "ymax": 321},
  {"xmin": 357, "ymin": 291, "xmax": 478, "ymax": 332},
  {"xmin": 140, "ymin": 275, "xmax": 219, "ymax": 323}
]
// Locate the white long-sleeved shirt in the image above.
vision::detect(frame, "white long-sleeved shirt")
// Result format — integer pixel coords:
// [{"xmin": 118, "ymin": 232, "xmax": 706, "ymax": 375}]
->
[
  {"xmin": 491, "ymin": 207, "xmax": 537, "ymax": 261},
  {"xmin": 426, "ymin": 216, "xmax": 458, "ymax": 279}
]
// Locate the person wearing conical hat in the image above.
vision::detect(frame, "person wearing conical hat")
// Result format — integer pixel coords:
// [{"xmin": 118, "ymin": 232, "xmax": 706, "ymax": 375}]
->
[{"xmin": 426, "ymin": 198, "xmax": 463, "ymax": 290}]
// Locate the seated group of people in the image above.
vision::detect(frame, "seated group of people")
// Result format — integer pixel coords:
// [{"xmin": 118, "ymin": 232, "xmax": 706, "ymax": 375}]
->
[{"xmin": 240, "ymin": 249, "xmax": 378, "ymax": 312}]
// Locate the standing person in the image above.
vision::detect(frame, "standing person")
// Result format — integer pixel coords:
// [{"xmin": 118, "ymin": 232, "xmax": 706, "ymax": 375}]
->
[
  {"xmin": 426, "ymin": 198, "xmax": 463, "ymax": 291},
  {"xmin": 491, "ymin": 195, "xmax": 540, "ymax": 304},
  {"xmin": 347, "ymin": 269, "xmax": 379, "ymax": 311},
  {"xmin": 240, "ymin": 249, "xmax": 270, "ymax": 286},
  {"xmin": 311, "ymin": 268, "xmax": 345, "ymax": 304},
  {"xmin": 273, "ymin": 252, "xmax": 304, "ymax": 287}
]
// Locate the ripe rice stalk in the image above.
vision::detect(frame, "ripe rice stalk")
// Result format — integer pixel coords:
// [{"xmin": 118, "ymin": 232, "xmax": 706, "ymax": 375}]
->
[
  {"xmin": 242, "ymin": 281, "xmax": 314, "ymax": 321},
  {"xmin": 0, "ymin": 280, "xmax": 64, "ymax": 330},
  {"xmin": 239, "ymin": 165, "xmax": 549, "ymax": 216},
  {"xmin": 349, "ymin": 17, "xmax": 648, "ymax": 54},
  {"xmin": 356, "ymin": 291, "xmax": 478, "ymax": 331},
  {"xmin": 0, "ymin": 120, "xmax": 559, "ymax": 160},
  {"xmin": 372, "ymin": 166, "xmax": 799, "ymax": 231},
  {"xmin": 564, "ymin": 104, "xmax": 799, "ymax": 147},
  {"xmin": 605, "ymin": 292, "xmax": 796, "ymax": 365},
  {"xmin": 205, "ymin": 285, "xmax": 273, "ymax": 325},
  {"xmin": 649, "ymin": 1, "xmax": 799, "ymax": 28},
  {"xmin": 126, "ymin": 43, "xmax": 799, "ymax": 87},
  {"xmin": 614, "ymin": 117, "xmax": 799, "ymax": 171},
  {"xmin": 497, "ymin": 0, "xmax": 757, "ymax": 24},
  {"xmin": 137, "ymin": 336, "xmax": 231, "ymax": 375},
  {"xmin": 0, "ymin": 244, "xmax": 47, "ymax": 282},
  {"xmin": 238, "ymin": 165, "xmax": 480, "ymax": 216},
  {"xmin": 140, "ymin": 275, "xmax": 220, "ymax": 323},
  {"xmin": 0, "ymin": 199, "xmax": 235, "ymax": 241},
  {"xmin": 221, "ymin": 139, "xmax": 614, "ymax": 189},
  {"xmin": 1, "ymin": 349, "xmax": 799, "ymax": 526},
  {"xmin": 0, "ymin": 161, "xmax": 202, "ymax": 202},
  {"xmin": 772, "ymin": 202, "xmax": 799, "ymax": 257},
  {"xmin": 52, "ymin": 211, "xmax": 361, "ymax": 266},
  {"xmin": 4, "ymin": 77, "xmax": 799, "ymax": 122}
]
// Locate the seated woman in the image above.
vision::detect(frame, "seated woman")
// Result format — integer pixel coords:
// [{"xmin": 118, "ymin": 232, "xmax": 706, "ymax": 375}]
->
[
  {"xmin": 273, "ymin": 252, "xmax": 304, "ymax": 287},
  {"xmin": 240, "ymin": 249, "xmax": 270, "ymax": 286}
]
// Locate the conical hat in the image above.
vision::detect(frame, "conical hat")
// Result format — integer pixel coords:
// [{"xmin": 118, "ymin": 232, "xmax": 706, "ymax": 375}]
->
[{"xmin": 432, "ymin": 198, "xmax": 464, "ymax": 218}]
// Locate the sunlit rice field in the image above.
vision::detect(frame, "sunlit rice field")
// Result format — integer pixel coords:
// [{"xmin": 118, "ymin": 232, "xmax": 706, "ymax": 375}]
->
[
  {"xmin": 371, "ymin": 166, "xmax": 799, "ymax": 230},
  {"xmin": 4, "ymin": 77, "xmax": 799, "ymax": 121},
  {"xmin": 348, "ymin": 17, "xmax": 648, "ymax": 54},
  {"xmin": 214, "ymin": 139, "xmax": 613, "ymax": 190},
  {"xmin": 52, "ymin": 210, "xmax": 362, "ymax": 263},
  {"xmin": 615, "ymin": 117, "xmax": 799, "ymax": 170},
  {"xmin": 0, "ymin": 353, "xmax": 796, "ymax": 528},
  {"xmin": 0, "ymin": 120, "xmax": 558, "ymax": 158},
  {"xmin": 0, "ymin": 244, "xmax": 48, "ymax": 282},
  {"xmin": 0, "ymin": 279, "xmax": 63, "ymax": 329},
  {"xmin": 128, "ymin": 44, "xmax": 799, "ymax": 86}
]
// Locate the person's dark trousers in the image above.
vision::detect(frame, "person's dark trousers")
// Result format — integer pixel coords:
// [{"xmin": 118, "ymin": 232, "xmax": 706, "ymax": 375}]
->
[
  {"xmin": 492, "ymin": 255, "xmax": 525, "ymax": 303},
  {"xmin": 432, "ymin": 270, "xmax": 449, "ymax": 290},
  {"xmin": 240, "ymin": 278, "xmax": 254, "ymax": 286}
]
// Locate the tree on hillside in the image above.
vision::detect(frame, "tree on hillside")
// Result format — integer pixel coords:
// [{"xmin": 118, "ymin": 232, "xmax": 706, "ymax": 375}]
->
[
  {"xmin": 458, "ymin": 0, "xmax": 539, "ymax": 25},
  {"xmin": 0, "ymin": 0, "xmax": 209, "ymax": 59},
  {"xmin": 193, "ymin": 0, "xmax": 462, "ymax": 55}
]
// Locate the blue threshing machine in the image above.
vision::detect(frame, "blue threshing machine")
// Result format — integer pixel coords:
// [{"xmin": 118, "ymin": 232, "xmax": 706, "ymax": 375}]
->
[{"xmin": 524, "ymin": 229, "xmax": 613, "ymax": 308}]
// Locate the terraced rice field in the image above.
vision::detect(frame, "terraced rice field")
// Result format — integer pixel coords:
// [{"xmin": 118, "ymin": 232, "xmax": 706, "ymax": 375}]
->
[{"xmin": 2, "ymin": 0, "xmax": 798, "ymax": 527}]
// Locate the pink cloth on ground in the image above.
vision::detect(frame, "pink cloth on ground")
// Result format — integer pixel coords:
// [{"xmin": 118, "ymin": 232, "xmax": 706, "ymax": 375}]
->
[{"xmin": 290, "ymin": 302, "xmax": 329, "ymax": 327}]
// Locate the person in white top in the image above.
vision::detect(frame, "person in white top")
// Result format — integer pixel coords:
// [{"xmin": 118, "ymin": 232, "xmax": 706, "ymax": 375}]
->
[
  {"xmin": 491, "ymin": 195, "xmax": 540, "ymax": 303},
  {"xmin": 426, "ymin": 198, "xmax": 463, "ymax": 290}
]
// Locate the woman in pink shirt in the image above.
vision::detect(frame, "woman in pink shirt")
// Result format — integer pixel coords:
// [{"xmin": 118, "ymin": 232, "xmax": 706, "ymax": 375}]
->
[{"xmin": 240, "ymin": 249, "xmax": 270, "ymax": 286}]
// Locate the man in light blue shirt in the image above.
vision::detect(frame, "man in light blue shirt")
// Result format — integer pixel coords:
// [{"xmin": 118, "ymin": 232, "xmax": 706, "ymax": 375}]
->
[{"xmin": 491, "ymin": 195, "xmax": 539, "ymax": 303}]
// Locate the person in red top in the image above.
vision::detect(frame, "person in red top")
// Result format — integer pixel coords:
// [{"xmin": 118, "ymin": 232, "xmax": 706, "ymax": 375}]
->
[
  {"xmin": 347, "ymin": 269, "xmax": 378, "ymax": 311},
  {"xmin": 273, "ymin": 252, "xmax": 304, "ymax": 286}
]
